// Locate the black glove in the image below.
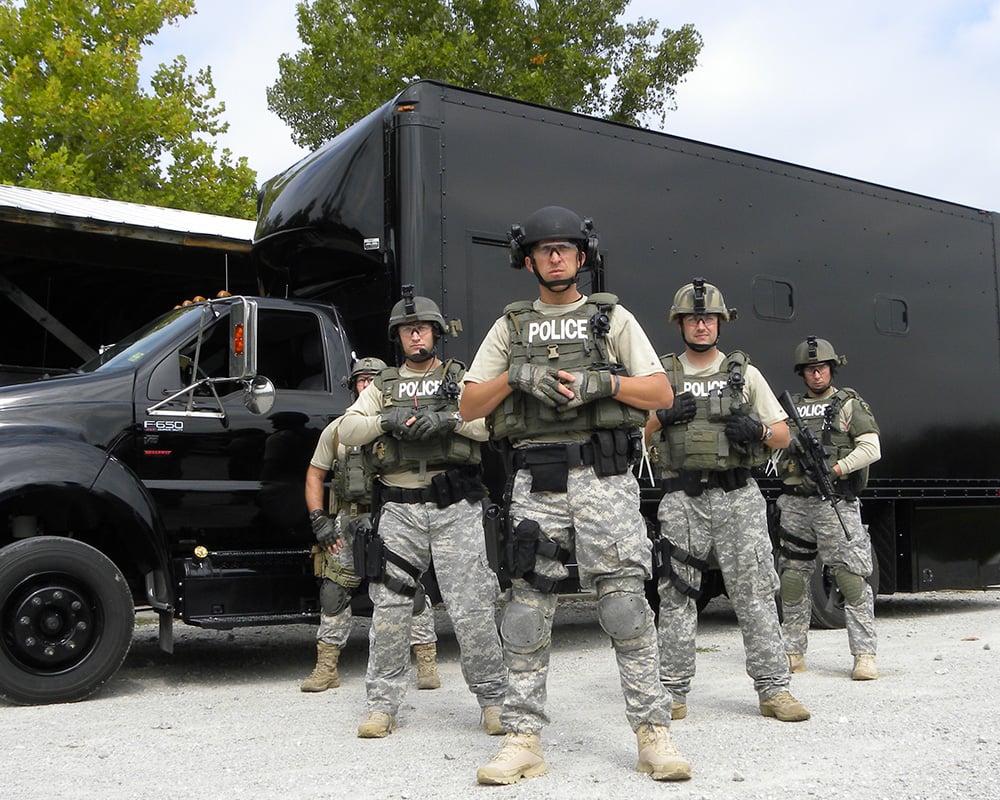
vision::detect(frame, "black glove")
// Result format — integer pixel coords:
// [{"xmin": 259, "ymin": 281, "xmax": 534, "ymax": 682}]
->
[
  {"xmin": 311, "ymin": 513, "xmax": 338, "ymax": 548},
  {"xmin": 656, "ymin": 391, "xmax": 697, "ymax": 426},
  {"xmin": 507, "ymin": 364, "xmax": 569, "ymax": 407},
  {"xmin": 559, "ymin": 369, "xmax": 615, "ymax": 409},
  {"xmin": 380, "ymin": 406, "xmax": 414, "ymax": 438},
  {"xmin": 794, "ymin": 472, "xmax": 819, "ymax": 496},
  {"xmin": 724, "ymin": 414, "xmax": 764, "ymax": 444},
  {"xmin": 407, "ymin": 410, "xmax": 458, "ymax": 440}
]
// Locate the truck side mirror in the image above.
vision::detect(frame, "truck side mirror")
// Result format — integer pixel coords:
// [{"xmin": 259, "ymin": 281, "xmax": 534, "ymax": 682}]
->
[
  {"xmin": 244, "ymin": 375, "xmax": 276, "ymax": 415},
  {"xmin": 229, "ymin": 297, "xmax": 259, "ymax": 380}
]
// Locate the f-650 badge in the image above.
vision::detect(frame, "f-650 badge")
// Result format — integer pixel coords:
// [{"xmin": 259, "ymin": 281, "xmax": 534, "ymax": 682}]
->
[{"xmin": 143, "ymin": 419, "xmax": 184, "ymax": 432}]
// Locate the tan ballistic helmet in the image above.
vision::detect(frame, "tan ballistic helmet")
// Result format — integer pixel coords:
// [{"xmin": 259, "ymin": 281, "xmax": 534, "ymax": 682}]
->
[
  {"xmin": 350, "ymin": 357, "xmax": 388, "ymax": 380},
  {"xmin": 668, "ymin": 278, "xmax": 735, "ymax": 323},
  {"xmin": 794, "ymin": 336, "xmax": 847, "ymax": 371},
  {"xmin": 387, "ymin": 285, "xmax": 446, "ymax": 340}
]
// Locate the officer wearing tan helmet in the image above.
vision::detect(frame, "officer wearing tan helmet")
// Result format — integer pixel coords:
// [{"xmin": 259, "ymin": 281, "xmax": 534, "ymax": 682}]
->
[
  {"xmin": 777, "ymin": 336, "xmax": 881, "ymax": 680},
  {"xmin": 302, "ymin": 356, "xmax": 443, "ymax": 693},
  {"xmin": 337, "ymin": 286, "xmax": 507, "ymax": 740},
  {"xmin": 646, "ymin": 278, "xmax": 810, "ymax": 723}
]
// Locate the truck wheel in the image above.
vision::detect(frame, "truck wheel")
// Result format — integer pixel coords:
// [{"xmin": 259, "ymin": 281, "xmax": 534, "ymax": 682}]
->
[
  {"xmin": 808, "ymin": 542, "xmax": 881, "ymax": 630},
  {"xmin": 0, "ymin": 537, "xmax": 134, "ymax": 705}
]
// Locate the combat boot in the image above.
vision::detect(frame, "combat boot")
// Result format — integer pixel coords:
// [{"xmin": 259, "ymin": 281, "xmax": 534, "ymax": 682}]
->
[
  {"xmin": 636, "ymin": 723, "xmax": 691, "ymax": 781},
  {"xmin": 482, "ymin": 705, "xmax": 504, "ymax": 735},
  {"xmin": 670, "ymin": 701, "xmax": 687, "ymax": 720},
  {"xmin": 357, "ymin": 712, "xmax": 396, "ymax": 738},
  {"xmin": 413, "ymin": 642, "xmax": 441, "ymax": 690},
  {"xmin": 852, "ymin": 653, "xmax": 879, "ymax": 681},
  {"xmin": 476, "ymin": 732, "xmax": 547, "ymax": 785},
  {"xmin": 788, "ymin": 653, "xmax": 807, "ymax": 673},
  {"xmin": 759, "ymin": 690, "xmax": 811, "ymax": 721},
  {"xmin": 300, "ymin": 642, "xmax": 341, "ymax": 692}
]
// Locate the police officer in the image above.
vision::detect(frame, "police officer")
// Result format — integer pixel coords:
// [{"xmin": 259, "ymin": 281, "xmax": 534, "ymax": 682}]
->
[
  {"xmin": 462, "ymin": 206, "xmax": 690, "ymax": 784},
  {"xmin": 337, "ymin": 290, "xmax": 507, "ymax": 739},
  {"xmin": 303, "ymin": 357, "xmax": 441, "ymax": 692},
  {"xmin": 647, "ymin": 279, "xmax": 810, "ymax": 723},
  {"xmin": 777, "ymin": 337, "xmax": 881, "ymax": 680}
]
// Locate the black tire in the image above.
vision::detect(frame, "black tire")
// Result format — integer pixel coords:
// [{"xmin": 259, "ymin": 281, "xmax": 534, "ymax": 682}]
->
[
  {"xmin": 0, "ymin": 537, "xmax": 134, "ymax": 705},
  {"xmin": 809, "ymin": 540, "xmax": 880, "ymax": 630}
]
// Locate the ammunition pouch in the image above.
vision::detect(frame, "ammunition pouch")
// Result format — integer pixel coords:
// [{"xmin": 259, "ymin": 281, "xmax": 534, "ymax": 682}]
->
[
  {"xmin": 512, "ymin": 429, "xmax": 640, "ymax": 493},
  {"xmin": 659, "ymin": 467, "xmax": 750, "ymax": 497},
  {"xmin": 506, "ymin": 518, "xmax": 572, "ymax": 594},
  {"xmin": 352, "ymin": 520, "xmax": 384, "ymax": 580},
  {"xmin": 654, "ymin": 538, "xmax": 711, "ymax": 599}
]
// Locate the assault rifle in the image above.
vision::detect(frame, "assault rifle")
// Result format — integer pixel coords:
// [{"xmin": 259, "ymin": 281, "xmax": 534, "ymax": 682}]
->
[{"xmin": 778, "ymin": 390, "xmax": 852, "ymax": 541}]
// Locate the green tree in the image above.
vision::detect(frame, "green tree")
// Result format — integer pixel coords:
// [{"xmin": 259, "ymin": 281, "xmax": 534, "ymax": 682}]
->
[
  {"xmin": 0, "ymin": 0, "xmax": 257, "ymax": 218},
  {"xmin": 267, "ymin": 0, "xmax": 702, "ymax": 150}
]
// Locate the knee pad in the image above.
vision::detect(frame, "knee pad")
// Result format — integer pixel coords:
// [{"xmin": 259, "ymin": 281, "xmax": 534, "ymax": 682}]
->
[
  {"xmin": 500, "ymin": 601, "xmax": 548, "ymax": 654},
  {"xmin": 835, "ymin": 569, "xmax": 866, "ymax": 605},
  {"xmin": 320, "ymin": 579, "xmax": 352, "ymax": 616},
  {"xmin": 779, "ymin": 569, "xmax": 807, "ymax": 605},
  {"xmin": 596, "ymin": 578, "xmax": 651, "ymax": 643}
]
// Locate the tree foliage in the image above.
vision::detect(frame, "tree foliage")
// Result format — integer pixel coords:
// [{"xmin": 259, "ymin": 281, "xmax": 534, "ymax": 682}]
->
[
  {"xmin": 0, "ymin": 0, "xmax": 257, "ymax": 218},
  {"xmin": 268, "ymin": 0, "xmax": 703, "ymax": 150}
]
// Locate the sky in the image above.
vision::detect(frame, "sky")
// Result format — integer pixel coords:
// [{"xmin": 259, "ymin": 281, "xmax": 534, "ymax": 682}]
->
[{"xmin": 145, "ymin": 1, "xmax": 1000, "ymax": 212}]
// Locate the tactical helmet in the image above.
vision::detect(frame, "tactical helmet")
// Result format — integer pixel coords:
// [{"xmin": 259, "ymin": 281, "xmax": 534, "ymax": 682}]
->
[
  {"xmin": 387, "ymin": 284, "xmax": 446, "ymax": 340},
  {"xmin": 350, "ymin": 357, "xmax": 387, "ymax": 380},
  {"xmin": 509, "ymin": 206, "xmax": 600, "ymax": 270},
  {"xmin": 794, "ymin": 336, "xmax": 847, "ymax": 372},
  {"xmin": 668, "ymin": 278, "xmax": 736, "ymax": 323}
]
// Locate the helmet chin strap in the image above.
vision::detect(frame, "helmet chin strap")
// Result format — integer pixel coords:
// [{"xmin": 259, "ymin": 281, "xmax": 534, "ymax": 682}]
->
[
  {"xmin": 684, "ymin": 333, "xmax": 719, "ymax": 353},
  {"xmin": 408, "ymin": 347, "xmax": 436, "ymax": 363},
  {"xmin": 529, "ymin": 255, "xmax": 580, "ymax": 293}
]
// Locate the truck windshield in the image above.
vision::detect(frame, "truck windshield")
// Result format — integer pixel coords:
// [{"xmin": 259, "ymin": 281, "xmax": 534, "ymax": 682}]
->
[{"xmin": 77, "ymin": 304, "xmax": 214, "ymax": 373}]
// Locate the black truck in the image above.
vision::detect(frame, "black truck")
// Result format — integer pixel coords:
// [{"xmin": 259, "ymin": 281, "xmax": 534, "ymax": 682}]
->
[{"xmin": 2, "ymin": 80, "xmax": 998, "ymax": 705}]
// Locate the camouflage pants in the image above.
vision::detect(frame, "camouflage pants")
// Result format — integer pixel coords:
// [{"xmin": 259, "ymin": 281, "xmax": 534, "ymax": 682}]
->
[
  {"xmin": 776, "ymin": 493, "xmax": 877, "ymax": 655},
  {"xmin": 365, "ymin": 499, "xmax": 506, "ymax": 716},
  {"xmin": 501, "ymin": 465, "xmax": 670, "ymax": 734},
  {"xmin": 656, "ymin": 478, "xmax": 790, "ymax": 701}
]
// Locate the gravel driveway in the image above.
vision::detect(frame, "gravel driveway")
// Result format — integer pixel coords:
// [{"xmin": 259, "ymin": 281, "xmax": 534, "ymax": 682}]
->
[{"xmin": 3, "ymin": 590, "xmax": 998, "ymax": 799}]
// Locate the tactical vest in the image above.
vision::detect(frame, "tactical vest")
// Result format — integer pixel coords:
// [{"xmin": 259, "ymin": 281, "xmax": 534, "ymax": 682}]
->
[
  {"xmin": 487, "ymin": 294, "xmax": 647, "ymax": 441},
  {"xmin": 649, "ymin": 350, "xmax": 770, "ymax": 473},
  {"xmin": 364, "ymin": 360, "xmax": 481, "ymax": 474},
  {"xmin": 330, "ymin": 446, "xmax": 372, "ymax": 512},
  {"xmin": 780, "ymin": 388, "xmax": 870, "ymax": 493}
]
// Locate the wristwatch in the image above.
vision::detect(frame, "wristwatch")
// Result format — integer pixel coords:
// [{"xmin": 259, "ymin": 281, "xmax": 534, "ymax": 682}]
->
[
  {"xmin": 762, "ymin": 425, "xmax": 773, "ymax": 442},
  {"xmin": 450, "ymin": 411, "xmax": 463, "ymax": 424},
  {"xmin": 309, "ymin": 509, "xmax": 327, "ymax": 522}
]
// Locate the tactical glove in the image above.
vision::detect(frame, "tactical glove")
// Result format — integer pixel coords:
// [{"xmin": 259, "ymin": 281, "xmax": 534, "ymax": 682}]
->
[
  {"xmin": 655, "ymin": 391, "xmax": 697, "ymax": 426},
  {"xmin": 559, "ymin": 369, "xmax": 615, "ymax": 409},
  {"xmin": 507, "ymin": 364, "xmax": 569, "ymax": 407},
  {"xmin": 311, "ymin": 513, "xmax": 338, "ymax": 548},
  {"xmin": 407, "ymin": 410, "xmax": 459, "ymax": 440},
  {"xmin": 794, "ymin": 472, "xmax": 819, "ymax": 496},
  {"xmin": 724, "ymin": 414, "xmax": 764, "ymax": 444},
  {"xmin": 380, "ymin": 406, "xmax": 415, "ymax": 438}
]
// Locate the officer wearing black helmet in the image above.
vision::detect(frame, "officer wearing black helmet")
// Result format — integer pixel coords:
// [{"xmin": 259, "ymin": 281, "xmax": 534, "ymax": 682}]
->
[
  {"xmin": 647, "ymin": 279, "xmax": 810, "ymax": 724},
  {"xmin": 462, "ymin": 206, "xmax": 690, "ymax": 784},
  {"xmin": 777, "ymin": 336, "xmax": 881, "ymax": 680},
  {"xmin": 302, "ymin": 357, "xmax": 442, "ymax": 693},
  {"xmin": 337, "ymin": 288, "xmax": 507, "ymax": 740}
]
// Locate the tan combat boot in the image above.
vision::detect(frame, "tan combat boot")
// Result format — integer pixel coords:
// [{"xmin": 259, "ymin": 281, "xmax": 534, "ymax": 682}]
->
[
  {"xmin": 670, "ymin": 701, "xmax": 687, "ymax": 720},
  {"xmin": 852, "ymin": 653, "xmax": 879, "ymax": 681},
  {"xmin": 300, "ymin": 642, "xmax": 341, "ymax": 692},
  {"xmin": 636, "ymin": 723, "xmax": 691, "ymax": 781},
  {"xmin": 788, "ymin": 653, "xmax": 807, "ymax": 673},
  {"xmin": 476, "ymin": 732, "xmax": 547, "ymax": 785},
  {"xmin": 413, "ymin": 642, "xmax": 441, "ymax": 690},
  {"xmin": 482, "ymin": 705, "xmax": 504, "ymax": 735},
  {"xmin": 759, "ymin": 690, "xmax": 811, "ymax": 721},
  {"xmin": 357, "ymin": 711, "xmax": 396, "ymax": 738}
]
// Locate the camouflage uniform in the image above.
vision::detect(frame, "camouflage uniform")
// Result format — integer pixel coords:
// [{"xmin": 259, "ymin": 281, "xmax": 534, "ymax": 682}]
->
[
  {"xmin": 777, "ymin": 382, "xmax": 881, "ymax": 659},
  {"xmin": 654, "ymin": 351, "xmax": 792, "ymax": 704}
]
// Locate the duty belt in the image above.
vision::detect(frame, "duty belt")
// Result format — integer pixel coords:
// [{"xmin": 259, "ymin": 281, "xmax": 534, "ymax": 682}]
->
[
  {"xmin": 659, "ymin": 467, "xmax": 750, "ymax": 496},
  {"xmin": 380, "ymin": 486, "xmax": 440, "ymax": 505},
  {"xmin": 511, "ymin": 441, "xmax": 595, "ymax": 471}
]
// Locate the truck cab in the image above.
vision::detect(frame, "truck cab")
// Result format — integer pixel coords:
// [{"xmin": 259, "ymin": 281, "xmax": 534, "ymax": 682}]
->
[{"xmin": 0, "ymin": 295, "xmax": 355, "ymax": 704}]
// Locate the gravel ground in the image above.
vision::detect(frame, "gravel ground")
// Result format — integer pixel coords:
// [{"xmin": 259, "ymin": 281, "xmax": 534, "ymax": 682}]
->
[{"xmin": 2, "ymin": 590, "xmax": 998, "ymax": 800}]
